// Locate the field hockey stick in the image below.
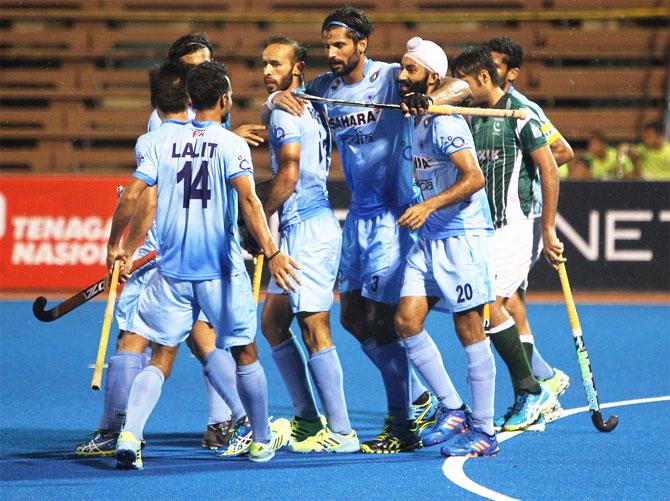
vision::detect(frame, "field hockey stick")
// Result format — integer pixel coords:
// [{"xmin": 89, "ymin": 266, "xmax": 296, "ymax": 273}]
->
[
  {"xmin": 293, "ymin": 92, "xmax": 526, "ymax": 119},
  {"xmin": 252, "ymin": 255, "xmax": 264, "ymax": 305},
  {"xmin": 557, "ymin": 261, "xmax": 618, "ymax": 432},
  {"xmin": 90, "ymin": 259, "xmax": 121, "ymax": 390},
  {"xmin": 32, "ymin": 250, "xmax": 157, "ymax": 323}
]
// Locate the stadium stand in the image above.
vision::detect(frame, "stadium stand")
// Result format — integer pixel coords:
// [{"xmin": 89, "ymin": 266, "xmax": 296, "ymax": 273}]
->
[{"xmin": 0, "ymin": 2, "xmax": 668, "ymax": 174}]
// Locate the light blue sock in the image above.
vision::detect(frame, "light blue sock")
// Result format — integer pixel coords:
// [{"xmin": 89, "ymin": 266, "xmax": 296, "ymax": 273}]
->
[
  {"xmin": 522, "ymin": 336, "xmax": 555, "ymax": 381},
  {"xmin": 402, "ymin": 330, "xmax": 463, "ymax": 410},
  {"xmin": 361, "ymin": 339, "xmax": 410, "ymax": 420},
  {"xmin": 464, "ymin": 339, "xmax": 496, "ymax": 436},
  {"xmin": 203, "ymin": 374, "xmax": 232, "ymax": 425},
  {"xmin": 271, "ymin": 337, "xmax": 320, "ymax": 421},
  {"xmin": 99, "ymin": 352, "xmax": 143, "ymax": 432},
  {"xmin": 203, "ymin": 349, "xmax": 246, "ymax": 422},
  {"xmin": 308, "ymin": 347, "xmax": 351, "ymax": 435},
  {"xmin": 123, "ymin": 365, "xmax": 164, "ymax": 440},
  {"xmin": 237, "ymin": 360, "xmax": 271, "ymax": 443}
]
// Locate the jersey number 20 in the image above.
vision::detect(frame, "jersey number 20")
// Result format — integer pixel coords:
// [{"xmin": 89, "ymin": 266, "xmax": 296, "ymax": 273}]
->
[{"xmin": 177, "ymin": 160, "xmax": 211, "ymax": 208}]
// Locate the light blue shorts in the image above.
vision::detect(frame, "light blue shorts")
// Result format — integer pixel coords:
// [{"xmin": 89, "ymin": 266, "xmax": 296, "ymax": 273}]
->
[
  {"xmin": 267, "ymin": 208, "xmax": 341, "ymax": 313},
  {"xmin": 115, "ymin": 258, "xmax": 157, "ymax": 332},
  {"xmin": 116, "ymin": 257, "xmax": 210, "ymax": 332},
  {"xmin": 131, "ymin": 269, "xmax": 256, "ymax": 348},
  {"xmin": 400, "ymin": 233, "xmax": 495, "ymax": 313},
  {"xmin": 338, "ymin": 210, "xmax": 416, "ymax": 304}
]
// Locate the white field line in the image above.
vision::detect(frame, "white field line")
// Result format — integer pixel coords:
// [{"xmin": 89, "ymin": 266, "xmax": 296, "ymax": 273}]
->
[{"xmin": 442, "ymin": 395, "xmax": 670, "ymax": 500}]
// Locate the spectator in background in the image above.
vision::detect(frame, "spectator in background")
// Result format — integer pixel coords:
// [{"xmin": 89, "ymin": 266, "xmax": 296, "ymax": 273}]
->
[
  {"xmin": 623, "ymin": 122, "xmax": 670, "ymax": 180},
  {"xmin": 584, "ymin": 131, "xmax": 632, "ymax": 180}
]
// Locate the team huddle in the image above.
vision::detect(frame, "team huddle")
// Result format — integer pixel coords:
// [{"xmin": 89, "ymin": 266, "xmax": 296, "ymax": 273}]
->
[{"xmin": 75, "ymin": 7, "xmax": 573, "ymax": 469}]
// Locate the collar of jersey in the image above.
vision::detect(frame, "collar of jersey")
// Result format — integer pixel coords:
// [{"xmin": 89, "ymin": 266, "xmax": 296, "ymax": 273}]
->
[
  {"xmin": 164, "ymin": 118, "xmax": 190, "ymax": 125},
  {"xmin": 191, "ymin": 119, "xmax": 219, "ymax": 128}
]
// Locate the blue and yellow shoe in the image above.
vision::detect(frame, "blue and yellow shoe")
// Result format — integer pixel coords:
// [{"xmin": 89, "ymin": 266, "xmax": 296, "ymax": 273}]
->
[
  {"xmin": 289, "ymin": 415, "xmax": 326, "ymax": 444},
  {"xmin": 75, "ymin": 430, "xmax": 118, "ymax": 457},
  {"xmin": 421, "ymin": 406, "xmax": 469, "ymax": 447},
  {"xmin": 219, "ymin": 416, "xmax": 253, "ymax": 457},
  {"xmin": 115, "ymin": 431, "xmax": 143, "ymax": 470},
  {"xmin": 440, "ymin": 428, "xmax": 499, "ymax": 457},
  {"xmin": 249, "ymin": 418, "xmax": 291, "ymax": 463},
  {"xmin": 360, "ymin": 417, "xmax": 421, "ymax": 454},
  {"xmin": 411, "ymin": 391, "xmax": 440, "ymax": 434},
  {"xmin": 503, "ymin": 385, "xmax": 557, "ymax": 431}
]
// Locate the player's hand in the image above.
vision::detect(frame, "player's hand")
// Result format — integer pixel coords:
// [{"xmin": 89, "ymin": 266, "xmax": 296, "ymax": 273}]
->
[
  {"xmin": 267, "ymin": 252, "xmax": 301, "ymax": 293},
  {"xmin": 397, "ymin": 203, "xmax": 433, "ymax": 230},
  {"xmin": 542, "ymin": 228, "xmax": 565, "ymax": 268},
  {"xmin": 106, "ymin": 245, "xmax": 131, "ymax": 285},
  {"xmin": 233, "ymin": 124, "xmax": 266, "ymax": 147},
  {"xmin": 273, "ymin": 91, "xmax": 305, "ymax": 116},
  {"xmin": 400, "ymin": 92, "xmax": 433, "ymax": 118}
]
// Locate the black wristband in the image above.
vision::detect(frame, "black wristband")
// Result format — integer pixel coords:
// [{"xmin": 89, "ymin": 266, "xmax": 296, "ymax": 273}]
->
[{"xmin": 266, "ymin": 250, "xmax": 281, "ymax": 262}]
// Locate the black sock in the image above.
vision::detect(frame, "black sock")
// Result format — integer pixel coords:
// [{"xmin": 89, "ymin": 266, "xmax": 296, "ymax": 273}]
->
[{"xmin": 489, "ymin": 320, "xmax": 541, "ymax": 395}]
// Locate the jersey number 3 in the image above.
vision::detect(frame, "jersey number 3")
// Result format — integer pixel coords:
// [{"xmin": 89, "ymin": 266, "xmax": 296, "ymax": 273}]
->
[{"xmin": 177, "ymin": 160, "xmax": 211, "ymax": 208}]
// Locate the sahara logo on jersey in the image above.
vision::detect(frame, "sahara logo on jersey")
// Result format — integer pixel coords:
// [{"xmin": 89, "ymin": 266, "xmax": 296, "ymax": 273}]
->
[{"xmin": 328, "ymin": 109, "xmax": 380, "ymax": 130}]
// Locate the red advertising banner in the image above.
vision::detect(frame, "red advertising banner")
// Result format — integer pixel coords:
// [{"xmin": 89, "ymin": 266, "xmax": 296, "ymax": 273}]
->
[{"xmin": 0, "ymin": 175, "xmax": 130, "ymax": 291}]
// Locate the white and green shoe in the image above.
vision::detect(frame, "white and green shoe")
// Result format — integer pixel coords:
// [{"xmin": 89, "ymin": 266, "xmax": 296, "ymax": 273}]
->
[
  {"xmin": 115, "ymin": 431, "xmax": 143, "ymax": 470},
  {"xmin": 249, "ymin": 418, "xmax": 291, "ymax": 463},
  {"xmin": 290, "ymin": 427, "xmax": 360, "ymax": 453}
]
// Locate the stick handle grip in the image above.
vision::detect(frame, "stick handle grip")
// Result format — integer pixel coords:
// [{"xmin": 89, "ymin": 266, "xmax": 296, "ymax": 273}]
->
[
  {"xmin": 91, "ymin": 260, "xmax": 121, "ymax": 390},
  {"xmin": 427, "ymin": 104, "xmax": 526, "ymax": 120},
  {"xmin": 557, "ymin": 262, "xmax": 582, "ymax": 337},
  {"xmin": 252, "ymin": 255, "xmax": 264, "ymax": 305}
]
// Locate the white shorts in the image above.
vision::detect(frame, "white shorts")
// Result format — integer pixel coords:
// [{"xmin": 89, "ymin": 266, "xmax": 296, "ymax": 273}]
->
[
  {"xmin": 494, "ymin": 217, "xmax": 543, "ymax": 298},
  {"xmin": 131, "ymin": 269, "xmax": 256, "ymax": 349},
  {"xmin": 338, "ymin": 210, "xmax": 416, "ymax": 304},
  {"xmin": 266, "ymin": 209, "xmax": 341, "ymax": 313},
  {"xmin": 401, "ymin": 233, "xmax": 495, "ymax": 313}
]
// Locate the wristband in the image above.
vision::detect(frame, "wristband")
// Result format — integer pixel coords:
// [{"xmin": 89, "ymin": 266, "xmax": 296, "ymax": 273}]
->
[{"xmin": 266, "ymin": 250, "xmax": 281, "ymax": 262}]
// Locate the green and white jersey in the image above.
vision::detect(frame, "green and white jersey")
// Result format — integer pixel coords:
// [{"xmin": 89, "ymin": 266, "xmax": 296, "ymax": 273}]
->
[{"xmin": 471, "ymin": 93, "xmax": 547, "ymax": 228}]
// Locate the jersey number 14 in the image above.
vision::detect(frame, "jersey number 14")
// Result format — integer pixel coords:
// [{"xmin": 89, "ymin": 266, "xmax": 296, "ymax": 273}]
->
[{"xmin": 177, "ymin": 160, "xmax": 211, "ymax": 208}]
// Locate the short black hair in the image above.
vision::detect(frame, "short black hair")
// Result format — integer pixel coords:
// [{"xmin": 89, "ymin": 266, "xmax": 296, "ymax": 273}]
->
[
  {"xmin": 149, "ymin": 62, "xmax": 190, "ymax": 114},
  {"xmin": 264, "ymin": 34, "xmax": 307, "ymax": 63},
  {"xmin": 168, "ymin": 33, "xmax": 213, "ymax": 63},
  {"xmin": 186, "ymin": 61, "xmax": 230, "ymax": 110},
  {"xmin": 484, "ymin": 36, "xmax": 524, "ymax": 70},
  {"xmin": 451, "ymin": 46, "xmax": 501, "ymax": 86},
  {"xmin": 321, "ymin": 6, "xmax": 374, "ymax": 42}
]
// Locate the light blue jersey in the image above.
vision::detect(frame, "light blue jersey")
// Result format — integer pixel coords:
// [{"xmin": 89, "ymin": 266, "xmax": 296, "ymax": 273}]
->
[
  {"xmin": 132, "ymin": 119, "xmax": 252, "ymax": 280},
  {"xmin": 268, "ymin": 101, "xmax": 330, "ymax": 231},
  {"xmin": 307, "ymin": 60, "xmax": 420, "ymax": 217},
  {"xmin": 411, "ymin": 115, "xmax": 494, "ymax": 239},
  {"xmin": 147, "ymin": 107, "xmax": 231, "ymax": 132}
]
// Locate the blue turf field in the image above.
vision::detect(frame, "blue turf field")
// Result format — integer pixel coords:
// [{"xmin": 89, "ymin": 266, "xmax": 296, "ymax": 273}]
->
[{"xmin": 1, "ymin": 300, "xmax": 669, "ymax": 500}]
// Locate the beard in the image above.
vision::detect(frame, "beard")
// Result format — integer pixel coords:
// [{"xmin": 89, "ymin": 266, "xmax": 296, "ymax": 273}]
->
[
  {"xmin": 330, "ymin": 51, "xmax": 361, "ymax": 77},
  {"xmin": 397, "ymin": 73, "xmax": 430, "ymax": 96},
  {"xmin": 265, "ymin": 70, "xmax": 294, "ymax": 93}
]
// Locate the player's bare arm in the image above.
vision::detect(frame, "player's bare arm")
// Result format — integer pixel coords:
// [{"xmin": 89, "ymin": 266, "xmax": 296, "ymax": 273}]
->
[
  {"xmin": 123, "ymin": 185, "xmax": 156, "ymax": 258},
  {"xmin": 530, "ymin": 145, "xmax": 565, "ymax": 267},
  {"xmin": 231, "ymin": 174, "xmax": 301, "ymax": 292},
  {"xmin": 397, "ymin": 148, "xmax": 484, "ymax": 230},
  {"xmin": 264, "ymin": 142, "xmax": 300, "ymax": 218},
  {"xmin": 233, "ymin": 123, "xmax": 267, "ymax": 146},
  {"xmin": 550, "ymin": 135, "xmax": 575, "ymax": 165},
  {"xmin": 107, "ymin": 177, "xmax": 149, "ymax": 276}
]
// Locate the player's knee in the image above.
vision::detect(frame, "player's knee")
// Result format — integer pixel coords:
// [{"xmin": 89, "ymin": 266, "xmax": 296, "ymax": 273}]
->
[
  {"xmin": 231, "ymin": 343, "xmax": 258, "ymax": 366},
  {"xmin": 394, "ymin": 309, "xmax": 421, "ymax": 338}
]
